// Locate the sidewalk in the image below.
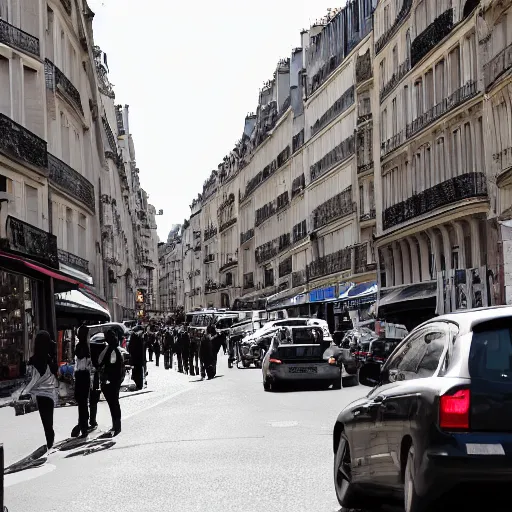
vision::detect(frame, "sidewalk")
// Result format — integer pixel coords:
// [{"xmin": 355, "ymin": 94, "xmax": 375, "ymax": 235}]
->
[{"xmin": 0, "ymin": 363, "xmax": 192, "ymax": 466}]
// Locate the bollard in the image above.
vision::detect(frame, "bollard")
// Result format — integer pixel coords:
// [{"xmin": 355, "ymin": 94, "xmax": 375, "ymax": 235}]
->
[{"xmin": 0, "ymin": 443, "xmax": 4, "ymax": 512}]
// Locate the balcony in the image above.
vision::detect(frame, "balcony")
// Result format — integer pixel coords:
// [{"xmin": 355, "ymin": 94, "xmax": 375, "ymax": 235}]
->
[
  {"xmin": 255, "ymin": 232, "xmax": 291, "ymax": 264},
  {"xmin": 101, "ymin": 116, "xmax": 118, "ymax": 155},
  {"xmin": 219, "ymin": 259, "xmax": 238, "ymax": 272},
  {"xmin": 380, "ymin": 59, "xmax": 410, "ymax": 103},
  {"xmin": 383, "ymin": 172, "xmax": 487, "ymax": 230},
  {"xmin": 381, "ymin": 131, "xmax": 404, "ymax": 159},
  {"xmin": 358, "ymin": 161, "xmax": 374, "ymax": 174},
  {"xmin": 411, "ymin": 9, "xmax": 453, "ymax": 68},
  {"xmin": 356, "ymin": 50, "xmax": 372, "ymax": 85},
  {"xmin": 0, "ymin": 114, "xmax": 48, "ymax": 169},
  {"xmin": 279, "ymin": 256, "xmax": 292, "ymax": 278},
  {"xmin": 292, "ymin": 129, "xmax": 304, "ymax": 153},
  {"xmin": 360, "ymin": 209, "xmax": 376, "ymax": 222},
  {"xmin": 58, "ymin": 248, "xmax": 89, "ymax": 275},
  {"xmin": 219, "ymin": 217, "xmax": 237, "ymax": 233},
  {"xmin": 375, "ymin": 0, "xmax": 413, "ymax": 55},
  {"xmin": 204, "ymin": 225, "xmax": 217, "ymax": 242},
  {"xmin": 204, "ymin": 254, "xmax": 215, "ymax": 264},
  {"xmin": 5, "ymin": 216, "xmax": 58, "ymax": 269},
  {"xmin": 310, "ymin": 134, "xmax": 355, "ymax": 183},
  {"xmin": 291, "ymin": 174, "xmax": 305, "ymax": 199},
  {"xmin": 48, "ymin": 154, "xmax": 95, "ymax": 212},
  {"xmin": 310, "ymin": 86, "xmax": 355, "ymax": 137},
  {"xmin": 240, "ymin": 228, "xmax": 254, "ymax": 245},
  {"xmin": 311, "ymin": 187, "xmax": 354, "ymax": 231},
  {"xmin": 406, "ymin": 81, "xmax": 477, "ymax": 139},
  {"xmin": 0, "ymin": 19, "xmax": 40, "ymax": 57},
  {"xmin": 484, "ymin": 42, "xmax": 512, "ymax": 90},
  {"xmin": 354, "ymin": 243, "xmax": 370, "ymax": 274},
  {"xmin": 44, "ymin": 59, "xmax": 83, "ymax": 115},
  {"xmin": 307, "ymin": 247, "xmax": 352, "ymax": 282},
  {"xmin": 136, "ymin": 277, "xmax": 148, "ymax": 287},
  {"xmin": 292, "ymin": 269, "xmax": 307, "ymax": 288}
]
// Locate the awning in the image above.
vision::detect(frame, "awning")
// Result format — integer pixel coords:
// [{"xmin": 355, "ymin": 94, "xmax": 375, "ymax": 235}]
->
[
  {"xmin": 342, "ymin": 280, "xmax": 378, "ymax": 309},
  {"xmin": 338, "ymin": 282, "xmax": 355, "ymax": 299},
  {"xmin": 266, "ymin": 286, "xmax": 307, "ymax": 310},
  {"xmin": 79, "ymin": 285, "xmax": 110, "ymax": 311},
  {"xmin": 0, "ymin": 250, "xmax": 79, "ymax": 293},
  {"xmin": 55, "ymin": 290, "xmax": 111, "ymax": 324},
  {"xmin": 378, "ymin": 281, "xmax": 437, "ymax": 312},
  {"xmin": 59, "ymin": 263, "xmax": 93, "ymax": 286},
  {"xmin": 308, "ymin": 285, "xmax": 337, "ymax": 303}
]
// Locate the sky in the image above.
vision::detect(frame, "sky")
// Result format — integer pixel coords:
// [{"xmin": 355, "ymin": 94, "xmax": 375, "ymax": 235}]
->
[{"xmin": 87, "ymin": 0, "xmax": 341, "ymax": 241}]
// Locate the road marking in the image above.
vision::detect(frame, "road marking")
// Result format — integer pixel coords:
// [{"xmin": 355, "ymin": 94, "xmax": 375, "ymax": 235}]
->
[
  {"xmin": 4, "ymin": 464, "xmax": 56, "ymax": 487},
  {"xmin": 123, "ymin": 386, "xmax": 192, "ymax": 421},
  {"xmin": 269, "ymin": 421, "xmax": 298, "ymax": 427}
]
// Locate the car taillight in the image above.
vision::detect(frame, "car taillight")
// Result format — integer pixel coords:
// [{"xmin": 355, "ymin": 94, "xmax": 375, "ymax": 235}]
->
[
  {"xmin": 269, "ymin": 358, "xmax": 282, "ymax": 364},
  {"xmin": 439, "ymin": 388, "xmax": 470, "ymax": 430}
]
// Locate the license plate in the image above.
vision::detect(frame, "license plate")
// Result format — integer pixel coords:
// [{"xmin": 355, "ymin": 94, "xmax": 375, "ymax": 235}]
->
[
  {"xmin": 288, "ymin": 366, "xmax": 317, "ymax": 374},
  {"xmin": 466, "ymin": 443, "xmax": 505, "ymax": 455}
]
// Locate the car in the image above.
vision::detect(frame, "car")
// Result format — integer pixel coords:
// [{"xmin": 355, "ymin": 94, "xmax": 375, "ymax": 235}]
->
[
  {"xmin": 262, "ymin": 325, "xmax": 341, "ymax": 391},
  {"xmin": 88, "ymin": 322, "xmax": 131, "ymax": 349},
  {"xmin": 332, "ymin": 306, "xmax": 512, "ymax": 512}
]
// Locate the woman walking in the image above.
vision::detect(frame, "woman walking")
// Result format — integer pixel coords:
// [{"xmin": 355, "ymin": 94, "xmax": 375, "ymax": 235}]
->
[
  {"xmin": 71, "ymin": 324, "xmax": 92, "ymax": 438},
  {"xmin": 21, "ymin": 331, "xmax": 58, "ymax": 449}
]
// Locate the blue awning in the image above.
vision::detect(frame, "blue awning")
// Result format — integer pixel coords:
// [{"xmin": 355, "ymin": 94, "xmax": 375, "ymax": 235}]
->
[
  {"xmin": 338, "ymin": 282, "xmax": 355, "ymax": 299},
  {"xmin": 341, "ymin": 281, "xmax": 378, "ymax": 308}
]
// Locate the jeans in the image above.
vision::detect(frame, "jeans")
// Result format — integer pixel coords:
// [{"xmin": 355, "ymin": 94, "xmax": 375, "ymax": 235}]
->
[
  {"xmin": 101, "ymin": 381, "xmax": 121, "ymax": 431},
  {"xmin": 36, "ymin": 396, "xmax": 55, "ymax": 449}
]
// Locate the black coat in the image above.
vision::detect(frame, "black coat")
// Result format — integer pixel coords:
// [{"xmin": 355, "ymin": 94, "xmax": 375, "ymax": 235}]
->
[
  {"xmin": 199, "ymin": 335, "xmax": 215, "ymax": 366},
  {"xmin": 128, "ymin": 333, "xmax": 145, "ymax": 366}
]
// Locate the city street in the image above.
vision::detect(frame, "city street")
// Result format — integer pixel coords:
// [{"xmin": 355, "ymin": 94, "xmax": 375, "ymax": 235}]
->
[{"xmin": 4, "ymin": 356, "xmax": 368, "ymax": 512}]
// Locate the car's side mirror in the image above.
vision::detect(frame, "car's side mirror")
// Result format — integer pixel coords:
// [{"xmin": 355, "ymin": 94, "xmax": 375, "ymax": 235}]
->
[{"xmin": 358, "ymin": 362, "xmax": 382, "ymax": 387}]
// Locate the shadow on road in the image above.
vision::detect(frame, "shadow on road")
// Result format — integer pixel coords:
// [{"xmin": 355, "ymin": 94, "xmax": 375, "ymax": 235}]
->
[{"xmin": 119, "ymin": 390, "xmax": 154, "ymax": 400}]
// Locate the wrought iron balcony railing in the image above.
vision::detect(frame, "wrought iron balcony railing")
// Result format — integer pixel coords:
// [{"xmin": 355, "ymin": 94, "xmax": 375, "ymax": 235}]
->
[
  {"xmin": 356, "ymin": 50, "xmax": 372, "ymax": 84},
  {"xmin": 219, "ymin": 259, "xmax": 238, "ymax": 272},
  {"xmin": 411, "ymin": 9, "xmax": 453, "ymax": 68},
  {"xmin": 310, "ymin": 134, "xmax": 355, "ymax": 183},
  {"xmin": 310, "ymin": 86, "xmax": 355, "ymax": 137},
  {"xmin": 354, "ymin": 243, "xmax": 369, "ymax": 274},
  {"xmin": 293, "ymin": 220, "xmax": 307, "ymax": 244},
  {"xmin": 255, "ymin": 232, "xmax": 291, "ymax": 264},
  {"xmin": 256, "ymin": 192, "xmax": 289, "ymax": 227},
  {"xmin": 406, "ymin": 80, "xmax": 477, "ymax": 139},
  {"xmin": 5, "ymin": 216, "xmax": 59, "ymax": 268},
  {"xmin": 219, "ymin": 217, "xmax": 237, "ymax": 233},
  {"xmin": 292, "ymin": 129, "xmax": 304, "ymax": 153},
  {"xmin": 308, "ymin": 51, "xmax": 344, "ymax": 96},
  {"xmin": 279, "ymin": 256, "xmax": 292, "ymax": 278},
  {"xmin": 48, "ymin": 154, "xmax": 95, "ymax": 212},
  {"xmin": 383, "ymin": 172, "xmax": 487, "ymax": 230},
  {"xmin": 58, "ymin": 248, "xmax": 89, "ymax": 274},
  {"xmin": 484, "ymin": 42, "xmax": 512, "ymax": 90},
  {"xmin": 0, "ymin": 113, "xmax": 47, "ymax": 169},
  {"xmin": 291, "ymin": 174, "xmax": 305, "ymax": 199},
  {"xmin": 102, "ymin": 116, "xmax": 118, "ymax": 154},
  {"xmin": 380, "ymin": 59, "xmax": 410, "ymax": 103},
  {"xmin": 381, "ymin": 131, "xmax": 404, "ymax": 158},
  {"xmin": 240, "ymin": 228, "xmax": 255, "ymax": 245},
  {"xmin": 0, "ymin": 19, "xmax": 40, "ymax": 57},
  {"xmin": 44, "ymin": 59, "xmax": 83, "ymax": 115},
  {"xmin": 292, "ymin": 269, "xmax": 307, "ymax": 288},
  {"xmin": 375, "ymin": 0, "xmax": 412, "ymax": 55},
  {"xmin": 204, "ymin": 225, "xmax": 217, "ymax": 242},
  {"xmin": 360, "ymin": 209, "xmax": 376, "ymax": 222},
  {"xmin": 311, "ymin": 187, "xmax": 354, "ymax": 231},
  {"xmin": 358, "ymin": 161, "xmax": 374, "ymax": 174},
  {"xmin": 307, "ymin": 246, "xmax": 352, "ymax": 282}
]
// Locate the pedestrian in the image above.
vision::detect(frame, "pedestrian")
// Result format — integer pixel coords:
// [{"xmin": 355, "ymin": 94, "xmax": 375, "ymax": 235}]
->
[
  {"xmin": 98, "ymin": 329, "xmax": 124, "ymax": 436},
  {"xmin": 163, "ymin": 328, "xmax": 174, "ymax": 370},
  {"xmin": 89, "ymin": 335, "xmax": 106, "ymax": 429},
  {"xmin": 128, "ymin": 327, "xmax": 145, "ymax": 390},
  {"xmin": 188, "ymin": 324, "xmax": 199, "ymax": 376},
  {"xmin": 180, "ymin": 326, "xmax": 190, "ymax": 374},
  {"xmin": 20, "ymin": 331, "xmax": 58, "ymax": 449},
  {"xmin": 146, "ymin": 330, "xmax": 154, "ymax": 362},
  {"xmin": 175, "ymin": 326, "xmax": 183, "ymax": 373},
  {"xmin": 153, "ymin": 335, "xmax": 161, "ymax": 367},
  {"xmin": 212, "ymin": 330, "xmax": 228, "ymax": 366},
  {"xmin": 199, "ymin": 325, "xmax": 216, "ymax": 380},
  {"xmin": 71, "ymin": 324, "xmax": 92, "ymax": 438}
]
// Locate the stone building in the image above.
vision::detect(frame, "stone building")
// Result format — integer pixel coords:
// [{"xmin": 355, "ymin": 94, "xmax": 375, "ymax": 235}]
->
[
  {"xmin": 158, "ymin": 0, "xmax": 512, "ymax": 331},
  {"xmin": 0, "ymin": 0, "xmax": 157, "ymax": 390}
]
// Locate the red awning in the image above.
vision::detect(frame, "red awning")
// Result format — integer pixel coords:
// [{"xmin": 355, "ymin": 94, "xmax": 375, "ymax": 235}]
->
[
  {"xmin": 79, "ymin": 285, "xmax": 110, "ymax": 311},
  {"xmin": 0, "ymin": 250, "xmax": 80, "ymax": 292}
]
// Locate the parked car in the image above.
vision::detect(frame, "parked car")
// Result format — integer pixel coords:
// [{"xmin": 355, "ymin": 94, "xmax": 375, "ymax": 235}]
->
[
  {"xmin": 332, "ymin": 306, "xmax": 512, "ymax": 512},
  {"xmin": 88, "ymin": 322, "xmax": 131, "ymax": 349},
  {"xmin": 262, "ymin": 326, "xmax": 340, "ymax": 391}
]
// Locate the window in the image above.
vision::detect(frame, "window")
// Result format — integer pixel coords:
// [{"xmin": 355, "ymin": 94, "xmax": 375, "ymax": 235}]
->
[
  {"xmin": 384, "ymin": 4, "xmax": 390, "ymax": 30},
  {"xmin": 452, "ymin": 129, "xmax": 461, "ymax": 176},
  {"xmin": 425, "ymin": 69, "xmax": 434, "ymax": 110},
  {"xmin": 464, "ymin": 122, "xmax": 473, "ymax": 172},
  {"xmin": 415, "ymin": 0, "xmax": 426, "ymax": 34},
  {"xmin": 379, "ymin": 59, "xmax": 386, "ymax": 90},
  {"xmin": 66, "ymin": 207, "xmax": 74, "ymax": 252},
  {"xmin": 392, "ymin": 98, "xmax": 397, "ymax": 135},
  {"xmin": 403, "ymin": 86, "xmax": 409, "ymax": 126},
  {"xmin": 405, "ymin": 29, "xmax": 411, "ymax": 64},
  {"xmin": 25, "ymin": 184, "xmax": 38, "ymax": 227},
  {"xmin": 434, "ymin": 60, "xmax": 445, "ymax": 104},
  {"xmin": 0, "ymin": 0, "xmax": 8, "ymax": 19},
  {"xmin": 0, "ymin": 55, "xmax": 10, "ymax": 117},
  {"xmin": 359, "ymin": 184, "xmax": 364, "ymax": 213},
  {"xmin": 414, "ymin": 79, "xmax": 423, "ymax": 118},
  {"xmin": 449, "ymin": 46, "xmax": 461, "ymax": 94},
  {"xmin": 78, "ymin": 213, "xmax": 86, "ymax": 258},
  {"xmin": 264, "ymin": 268, "xmax": 274, "ymax": 288},
  {"xmin": 369, "ymin": 180, "xmax": 375, "ymax": 210},
  {"xmin": 384, "ymin": 323, "xmax": 448, "ymax": 382},
  {"xmin": 381, "ymin": 108, "xmax": 387, "ymax": 142},
  {"xmin": 392, "ymin": 45, "xmax": 398, "ymax": 74},
  {"xmin": 225, "ymin": 272, "xmax": 233, "ymax": 286}
]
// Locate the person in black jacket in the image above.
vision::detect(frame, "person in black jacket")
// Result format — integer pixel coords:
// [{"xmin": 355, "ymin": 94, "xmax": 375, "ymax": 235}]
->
[
  {"xmin": 89, "ymin": 336, "xmax": 107, "ymax": 429},
  {"xmin": 187, "ymin": 324, "xmax": 199, "ymax": 376},
  {"xmin": 199, "ymin": 325, "xmax": 216, "ymax": 380},
  {"xmin": 98, "ymin": 329, "xmax": 124, "ymax": 436},
  {"xmin": 180, "ymin": 327, "xmax": 190, "ymax": 375},
  {"xmin": 212, "ymin": 331, "xmax": 227, "ymax": 366},
  {"xmin": 153, "ymin": 335, "xmax": 161, "ymax": 367},
  {"xmin": 71, "ymin": 324, "xmax": 92, "ymax": 438},
  {"xmin": 128, "ymin": 328, "xmax": 145, "ymax": 390},
  {"xmin": 163, "ymin": 328, "xmax": 174, "ymax": 370}
]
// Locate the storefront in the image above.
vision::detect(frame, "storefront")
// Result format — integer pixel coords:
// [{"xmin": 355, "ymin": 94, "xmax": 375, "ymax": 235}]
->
[
  {"xmin": 266, "ymin": 287, "xmax": 308, "ymax": 316},
  {"xmin": 308, "ymin": 285, "xmax": 338, "ymax": 332}
]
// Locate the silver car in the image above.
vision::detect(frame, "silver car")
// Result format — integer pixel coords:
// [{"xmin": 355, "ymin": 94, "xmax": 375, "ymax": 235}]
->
[{"xmin": 261, "ymin": 326, "xmax": 342, "ymax": 391}]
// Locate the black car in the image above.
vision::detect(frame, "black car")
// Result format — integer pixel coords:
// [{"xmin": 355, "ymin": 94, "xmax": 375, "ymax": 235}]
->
[{"xmin": 332, "ymin": 306, "xmax": 512, "ymax": 512}]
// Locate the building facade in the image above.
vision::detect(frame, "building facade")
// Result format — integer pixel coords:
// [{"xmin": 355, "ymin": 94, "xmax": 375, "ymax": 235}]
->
[
  {"xmin": 158, "ymin": 0, "xmax": 511, "ymax": 331},
  {"xmin": 0, "ymin": 0, "xmax": 158, "ymax": 390}
]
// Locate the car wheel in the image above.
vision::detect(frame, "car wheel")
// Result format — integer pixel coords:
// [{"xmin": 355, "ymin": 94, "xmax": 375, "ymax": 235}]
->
[
  {"xmin": 404, "ymin": 446, "xmax": 424, "ymax": 512},
  {"xmin": 334, "ymin": 432, "xmax": 363, "ymax": 508}
]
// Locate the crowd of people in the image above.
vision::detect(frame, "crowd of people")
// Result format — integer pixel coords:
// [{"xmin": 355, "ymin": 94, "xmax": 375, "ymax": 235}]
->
[{"xmin": 133, "ymin": 322, "xmax": 227, "ymax": 381}]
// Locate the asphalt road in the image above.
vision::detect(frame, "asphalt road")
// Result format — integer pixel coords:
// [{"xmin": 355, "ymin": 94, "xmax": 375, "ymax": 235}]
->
[{"xmin": 4, "ymin": 355, "xmax": 369, "ymax": 512}]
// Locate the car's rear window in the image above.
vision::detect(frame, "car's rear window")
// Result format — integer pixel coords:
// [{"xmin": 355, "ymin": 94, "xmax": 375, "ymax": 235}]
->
[
  {"xmin": 470, "ymin": 322, "xmax": 512, "ymax": 382},
  {"xmin": 292, "ymin": 329, "xmax": 322, "ymax": 344}
]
